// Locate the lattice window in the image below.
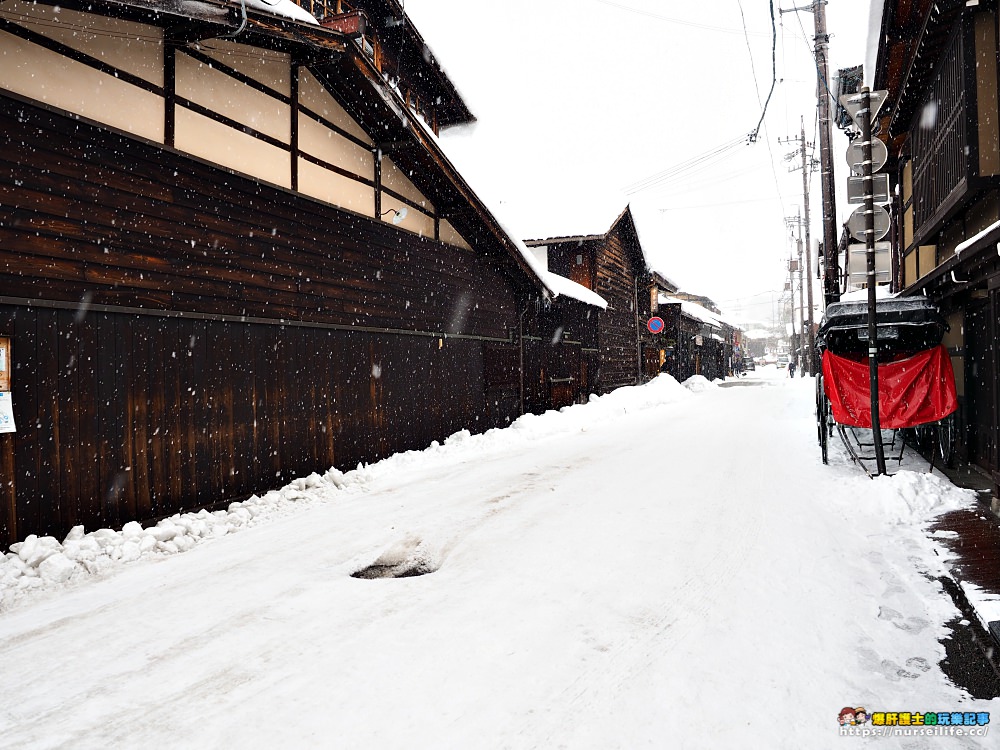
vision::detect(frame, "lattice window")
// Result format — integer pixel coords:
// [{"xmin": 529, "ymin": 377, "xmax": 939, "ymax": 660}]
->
[{"xmin": 910, "ymin": 26, "xmax": 967, "ymax": 230}]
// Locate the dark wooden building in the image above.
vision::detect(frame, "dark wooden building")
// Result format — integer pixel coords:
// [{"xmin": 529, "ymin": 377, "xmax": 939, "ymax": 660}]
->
[
  {"xmin": 0, "ymin": 0, "xmax": 549, "ymax": 545},
  {"xmin": 655, "ymin": 296, "xmax": 736, "ymax": 383},
  {"xmin": 520, "ymin": 271, "xmax": 606, "ymax": 412},
  {"xmin": 874, "ymin": 0, "xmax": 1000, "ymax": 502},
  {"xmin": 524, "ymin": 206, "xmax": 667, "ymax": 395}
]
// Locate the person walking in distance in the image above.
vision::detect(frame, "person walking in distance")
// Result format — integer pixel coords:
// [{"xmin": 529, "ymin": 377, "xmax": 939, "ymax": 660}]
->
[{"xmin": 788, "ymin": 358, "xmax": 797, "ymax": 378}]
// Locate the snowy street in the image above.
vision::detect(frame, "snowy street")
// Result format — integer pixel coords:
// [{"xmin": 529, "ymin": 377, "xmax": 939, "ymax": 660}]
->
[{"xmin": 0, "ymin": 368, "xmax": 995, "ymax": 748}]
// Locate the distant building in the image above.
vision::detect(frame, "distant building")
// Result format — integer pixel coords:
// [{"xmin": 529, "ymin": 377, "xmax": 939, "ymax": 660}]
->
[{"xmin": 525, "ymin": 205, "xmax": 675, "ymax": 396}]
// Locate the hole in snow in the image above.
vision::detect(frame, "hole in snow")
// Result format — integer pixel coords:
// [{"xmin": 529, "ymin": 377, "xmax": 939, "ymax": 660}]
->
[
  {"xmin": 350, "ymin": 535, "xmax": 438, "ymax": 579},
  {"xmin": 350, "ymin": 561, "xmax": 437, "ymax": 579}
]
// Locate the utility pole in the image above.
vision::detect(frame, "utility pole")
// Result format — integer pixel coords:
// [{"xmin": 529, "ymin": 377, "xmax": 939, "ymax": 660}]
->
[
  {"xmin": 779, "ymin": 1, "xmax": 840, "ymax": 307},
  {"xmin": 859, "ymin": 87, "xmax": 886, "ymax": 475},
  {"xmin": 779, "ymin": 119, "xmax": 817, "ymax": 374},
  {"xmin": 784, "ymin": 216, "xmax": 802, "ymax": 370},
  {"xmin": 814, "ymin": 0, "xmax": 839, "ymax": 307},
  {"xmin": 796, "ymin": 227, "xmax": 805, "ymax": 372},
  {"xmin": 787, "ymin": 255, "xmax": 797, "ymax": 366},
  {"xmin": 799, "ymin": 118, "xmax": 817, "ymax": 374}
]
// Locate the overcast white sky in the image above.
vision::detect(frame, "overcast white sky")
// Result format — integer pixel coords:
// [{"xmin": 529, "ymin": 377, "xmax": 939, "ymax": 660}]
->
[{"xmin": 402, "ymin": 0, "xmax": 873, "ymax": 327}]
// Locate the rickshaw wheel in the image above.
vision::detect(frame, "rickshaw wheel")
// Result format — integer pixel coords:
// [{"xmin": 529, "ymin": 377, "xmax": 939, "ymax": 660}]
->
[
  {"xmin": 937, "ymin": 413, "xmax": 956, "ymax": 467},
  {"xmin": 820, "ymin": 409, "xmax": 828, "ymax": 464},
  {"xmin": 816, "ymin": 374, "xmax": 829, "ymax": 464}
]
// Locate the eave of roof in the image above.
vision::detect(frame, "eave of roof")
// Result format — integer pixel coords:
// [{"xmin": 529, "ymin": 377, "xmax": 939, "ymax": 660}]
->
[
  {"xmin": 342, "ymin": 55, "xmax": 550, "ymax": 293},
  {"xmin": 23, "ymin": 0, "xmax": 349, "ymax": 53},
  {"xmin": 348, "ymin": 0, "xmax": 474, "ymax": 128},
  {"xmin": 523, "ymin": 205, "xmax": 653, "ymax": 273},
  {"xmin": 19, "ymin": 0, "xmax": 544, "ymax": 298},
  {"xmin": 523, "ymin": 234, "xmax": 605, "ymax": 247}
]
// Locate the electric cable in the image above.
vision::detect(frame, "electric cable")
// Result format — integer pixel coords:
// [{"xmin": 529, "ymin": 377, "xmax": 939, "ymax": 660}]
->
[
  {"xmin": 622, "ymin": 135, "xmax": 748, "ymax": 194},
  {"xmin": 748, "ymin": 0, "xmax": 777, "ymax": 143},
  {"xmin": 737, "ymin": 0, "xmax": 785, "ymax": 221}
]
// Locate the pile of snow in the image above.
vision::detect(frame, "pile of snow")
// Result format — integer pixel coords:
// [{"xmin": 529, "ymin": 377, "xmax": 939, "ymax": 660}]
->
[
  {"xmin": 868, "ymin": 471, "xmax": 975, "ymax": 525},
  {"xmin": 869, "ymin": 472, "xmax": 1000, "ymax": 629},
  {"xmin": 682, "ymin": 374, "xmax": 718, "ymax": 392},
  {"xmin": 0, "ymin": 374, "xmax": 691, "ymax": 611}
]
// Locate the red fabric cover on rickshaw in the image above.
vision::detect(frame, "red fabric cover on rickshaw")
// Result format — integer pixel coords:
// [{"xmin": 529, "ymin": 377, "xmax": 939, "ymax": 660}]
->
[{"xmin": 822, "ymin": 345, "xmax": 957, "ymax": 429}]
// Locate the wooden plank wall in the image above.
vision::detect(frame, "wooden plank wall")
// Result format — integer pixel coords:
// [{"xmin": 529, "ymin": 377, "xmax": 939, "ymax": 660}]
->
[
  {"xmin": 594, "ymin": 223, "xmax": 642, "ymax": 391},
  {"xmin": 0, "ymin": 96, "xmax": 519, "ymax": 338},
  {"xmin": 0, "ymin": 303, "xmax": 514, "ymax": 546},
  {"xmin": 521, "ymin": 298, "xmax": 599, "ymax": 413},
  {"xmin": 544, "ymin": 234, "xmax": 642, "ymax": 395},
  {"xmin": 0, "ymin": 95, "xmax": 527, "ymax": 546}
]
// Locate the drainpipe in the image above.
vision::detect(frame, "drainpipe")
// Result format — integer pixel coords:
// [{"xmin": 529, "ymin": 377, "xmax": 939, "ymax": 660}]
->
[{"xmin": 519, "ymin": 299, "xmax": 531, "ymax": 415}]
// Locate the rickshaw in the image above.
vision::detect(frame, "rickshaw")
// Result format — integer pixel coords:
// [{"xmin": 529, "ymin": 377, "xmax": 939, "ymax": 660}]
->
[{"xmin": 815, "ymin": 297, "xmax": 958, "ymax": 475}]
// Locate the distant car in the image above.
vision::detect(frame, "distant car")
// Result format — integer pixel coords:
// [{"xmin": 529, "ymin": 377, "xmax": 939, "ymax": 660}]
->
[
  {"xmin": 776, "ymin": 355, "xmax": 790, "ymax": 369},
  {"xmin": 742, "ymin": 357, "xmax": 756, "ymax": 371}
]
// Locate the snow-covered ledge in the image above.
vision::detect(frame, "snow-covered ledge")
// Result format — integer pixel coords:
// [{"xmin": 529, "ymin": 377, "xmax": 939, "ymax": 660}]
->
[
  {"xmin": 244, "ymin": 0, "xmax": 320, "ymax": 25},
  {"xmin": 955, "ymin": 218, "xmax": 1000, "ymax": 258}
]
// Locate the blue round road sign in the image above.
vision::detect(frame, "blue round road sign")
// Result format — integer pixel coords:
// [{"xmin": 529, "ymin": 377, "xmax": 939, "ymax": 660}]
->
[{"xmin": 647, "ymin": 316, "xmax": 664, "ymax": 334}]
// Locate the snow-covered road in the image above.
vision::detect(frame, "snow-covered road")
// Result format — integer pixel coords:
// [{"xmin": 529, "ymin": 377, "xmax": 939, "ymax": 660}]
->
[{"xmin": 0, "ymin": 370, "xmax": 994, "ymax": 748}]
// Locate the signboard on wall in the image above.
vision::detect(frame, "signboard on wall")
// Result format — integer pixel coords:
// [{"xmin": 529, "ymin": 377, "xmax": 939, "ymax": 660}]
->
[
  {"xmin": 0, "ymin": 336, "xmax": 13, "ymax": 433},
  {"xmin": 0, "ymin": 336, "xmax": 9, "ymax": 392},
  {"xmin": 0, "ymin": 392, "xmax": 14, "ymax": 434}
]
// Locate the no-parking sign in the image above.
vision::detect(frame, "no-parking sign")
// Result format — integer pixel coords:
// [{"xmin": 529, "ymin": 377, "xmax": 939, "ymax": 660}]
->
[{"xmin": 647, "ymin": 317, "xmax": 664, "ymax": 334}]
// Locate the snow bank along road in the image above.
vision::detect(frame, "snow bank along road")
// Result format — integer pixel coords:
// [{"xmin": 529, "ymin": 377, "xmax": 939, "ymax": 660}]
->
[{"xmin": 0, "ymin": 370, "xmax": 994, "ymax": 748}]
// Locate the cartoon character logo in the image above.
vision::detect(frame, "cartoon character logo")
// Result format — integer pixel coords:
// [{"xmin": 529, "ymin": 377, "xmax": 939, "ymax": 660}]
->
[
  {"xmin": 838, "ymin": 707, "xmax": 857, "ymax": 726},
  {"xmin": 854, "ymin": 707, "xmax": 869, "ymax": 725}
]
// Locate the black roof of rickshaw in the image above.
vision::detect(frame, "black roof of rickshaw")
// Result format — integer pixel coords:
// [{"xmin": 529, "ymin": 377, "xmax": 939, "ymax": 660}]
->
[{"xmin": 816, "ymin": 297, "xmax": 947, "ymax": 355}]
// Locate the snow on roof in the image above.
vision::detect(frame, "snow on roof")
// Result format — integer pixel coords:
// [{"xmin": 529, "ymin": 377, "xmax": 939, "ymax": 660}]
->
[
  {"xmin": 245, "ymin": 0, "xmax": 320, "ymax": 25},
  {"xmin": 711, "ymin": 310, "xmax": 741, "ymax": 329},
  {"xmin": 520, "ymin": 199, "xmax": 629, "ymax": 244},
  {"xmin": 399, "ymin": 92, "xmax": 553, "ymax": 300},
  {"xmin": 838, "ymin": 286, "xmax": 897, "ymax": 303},
  {"xmin": 630, "ymin": 207, "xmax": 673, "ymax": 279},
  {"xmin": 541, "ymin": 271, "xmax": 608, "ymax": 310},
  {"xmin": 659, "ymin": 296, "xmax": 723, "ymax": 328},
  {"xmin": 523, "ymin": 204, "xmax": 680, "ymax": 290},
  {"xmin": 487, "ymin": 223, "xmax": 555, "ymax": 299}
]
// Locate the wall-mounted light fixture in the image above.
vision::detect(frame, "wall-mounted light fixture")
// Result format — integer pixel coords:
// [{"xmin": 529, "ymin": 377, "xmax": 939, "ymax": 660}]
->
[{"xmin": 380, "ymin": 207, "xmax": 408, "ymax": 225}]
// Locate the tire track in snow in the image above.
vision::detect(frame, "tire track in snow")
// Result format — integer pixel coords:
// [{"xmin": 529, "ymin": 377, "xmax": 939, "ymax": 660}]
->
[{"xmin": 502, "ymin": 388, "xmax": 775, "ymax": 747}]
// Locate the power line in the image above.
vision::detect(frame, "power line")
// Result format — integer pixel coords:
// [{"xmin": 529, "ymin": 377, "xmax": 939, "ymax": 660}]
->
[
  {"xmin": 738, "ymin": 0, "xmax": 786, "ymax": 222},
  {"xmin": 738, "ymin": 0, "xmax": 763, "ymax": 105},
  {"xmin": 747, "ymin": 0, "xmax": 777, "ymax": 143},
  {"xmin": 622, "ymin": 135, "xmax": 747, "ymax": 194}
]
